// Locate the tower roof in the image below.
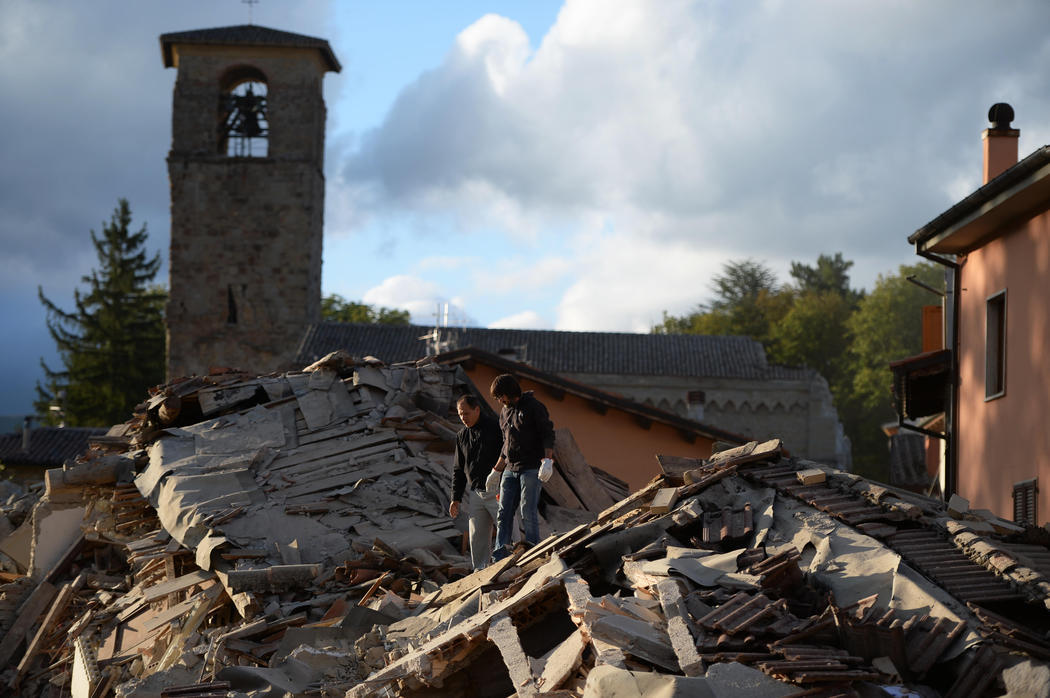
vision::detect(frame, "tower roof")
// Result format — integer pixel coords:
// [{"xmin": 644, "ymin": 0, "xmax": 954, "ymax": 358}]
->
[{"xmin": 160, "ymin": 24, "xmax": 341, "ymax": 72}]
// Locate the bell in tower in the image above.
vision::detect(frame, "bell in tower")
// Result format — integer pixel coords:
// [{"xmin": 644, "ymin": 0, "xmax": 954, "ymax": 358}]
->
[{"xmin": 160, "ymin": 26, "xmax": 341, "ymax": 378}]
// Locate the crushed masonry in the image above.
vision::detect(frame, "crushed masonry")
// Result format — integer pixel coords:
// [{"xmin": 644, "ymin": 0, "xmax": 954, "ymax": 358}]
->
[{"xmin": 0, "ymin": 351, "xmax": 1049, "ymax": 697}]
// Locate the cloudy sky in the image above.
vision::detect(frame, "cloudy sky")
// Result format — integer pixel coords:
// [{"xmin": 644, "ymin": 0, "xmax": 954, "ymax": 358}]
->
[{"xmin": 2, "ymin": 0, "xmax": 1049, "ymax": 416}]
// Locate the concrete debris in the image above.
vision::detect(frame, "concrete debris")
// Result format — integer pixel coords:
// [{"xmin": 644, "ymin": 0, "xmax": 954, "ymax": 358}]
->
[{"xmin": 1, "ymin": 355, "xmax": 1050, "ymax": 697}]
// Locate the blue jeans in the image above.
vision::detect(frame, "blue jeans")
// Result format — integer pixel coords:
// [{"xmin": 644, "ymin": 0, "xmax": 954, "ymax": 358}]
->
[{"xmin": 493, "ymin": 469, "xmax": 541, "ymax": 560}]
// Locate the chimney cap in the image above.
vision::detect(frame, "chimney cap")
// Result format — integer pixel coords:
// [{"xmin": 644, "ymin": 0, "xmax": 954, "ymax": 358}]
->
[{"xmin": 988, "ymin": 102, "xmax": 1015, "ymax": 130}]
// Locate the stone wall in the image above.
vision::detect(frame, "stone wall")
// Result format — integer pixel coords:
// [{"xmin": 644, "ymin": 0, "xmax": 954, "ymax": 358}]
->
[{"xmin": 166, "ymin": 45, "xmax": 328, "ymax": 378}]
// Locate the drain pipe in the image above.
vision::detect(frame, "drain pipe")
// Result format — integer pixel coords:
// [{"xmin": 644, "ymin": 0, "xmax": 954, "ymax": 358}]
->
[{"xmin": 916, "ymin": 248, "xmax": 959, "ymax": 501}]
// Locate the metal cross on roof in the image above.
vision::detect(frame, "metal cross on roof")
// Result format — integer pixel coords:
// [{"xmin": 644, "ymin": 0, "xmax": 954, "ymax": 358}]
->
[{"xmin": 242, "ymin": 0, "xmax": 259, "ymax": 24}]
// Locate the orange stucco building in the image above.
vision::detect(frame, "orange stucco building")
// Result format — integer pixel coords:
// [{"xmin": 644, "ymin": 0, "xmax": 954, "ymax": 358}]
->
[
  {"xmin": 907, "ymin": 103, "xmax": 1050, "ymax": 526},
  {"xmin": 434, "ymin": 348, "xmax": 746, "ymax": 491}
]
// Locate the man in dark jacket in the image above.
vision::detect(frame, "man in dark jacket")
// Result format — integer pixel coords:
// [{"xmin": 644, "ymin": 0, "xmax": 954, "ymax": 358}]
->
[
  {"xmin": 488, "ymin": 374, "xmax": 555, "ymax": 560},
  {"xmin": 449, "ymin": 394, "xmax": 503, "ymax": 569}
]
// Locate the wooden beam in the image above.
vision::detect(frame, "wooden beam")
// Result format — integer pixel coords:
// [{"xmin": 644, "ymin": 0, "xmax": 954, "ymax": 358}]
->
[
  {"xmin": 13, "ymin": 581, "xmax": 75, "ymax": 684},
  {"xmin": 543, "ymin": 386, "xmax": 566, "ymax": 401},
  {"xmin": 587, "ymin": 400, "xmax": 608, "ymax": 415},
  {"xmin": 552, "ymin": 429, "xmax": 618, "ymax": 513},
  {"xmin": 0, "ymin": 582, "xmax": 57, "ymax": 667}
]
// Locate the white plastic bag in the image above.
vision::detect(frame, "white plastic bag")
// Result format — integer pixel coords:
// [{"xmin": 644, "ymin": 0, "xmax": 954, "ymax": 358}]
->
[
  {"xmin": 486, "ymin": 467, "xmax": 502, "ymax": 491},
  {"xmin": 538, "ymin": 458, "xmax": 554, "ymax": 482}
]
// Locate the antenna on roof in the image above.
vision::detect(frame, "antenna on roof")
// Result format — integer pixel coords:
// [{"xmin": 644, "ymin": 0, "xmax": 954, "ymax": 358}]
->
[
  {"xmin": 242, "ymin": 0, "xmax": 259, "ymax": 24},
  {"xmin": 419, "ymin": 302, "xmax": 461, "ymax": 355}
]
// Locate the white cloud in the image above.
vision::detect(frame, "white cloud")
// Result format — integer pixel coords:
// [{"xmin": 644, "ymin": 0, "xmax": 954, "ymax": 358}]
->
[
  {"xmin": 489, "ymin": 310, "xmax": 549, "ymax": 329},
  {"xmin": 471, "ymin": 255, "xmax": 574, "ymax": 296},
  {"xmin": 339, "ymin": 0, "xmax": 1050, "ymax": 315},
  {"xmin": 361, "ymin": 274, "xmax": 477, "ymax": 326},
  {"xmin": 416, "ymin": 255, "xmax": 482, "ymax": 272},
  {"xmin": 554, "ymin": 229, "xmax": 729, "ymax": 332}
]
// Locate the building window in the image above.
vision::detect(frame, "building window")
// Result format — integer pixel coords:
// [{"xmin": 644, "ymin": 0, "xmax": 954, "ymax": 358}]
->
[
  {"xmin": 985, "ymin": 290, "xmax": 1006, "ymax": 400},
  {"xmin": 1013, "ymin": 478, "xmax": 1037, "ymax": 526}
]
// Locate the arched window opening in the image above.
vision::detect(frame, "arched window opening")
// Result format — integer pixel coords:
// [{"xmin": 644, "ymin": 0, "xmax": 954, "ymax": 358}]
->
[{"xmin": 219, "ymin": 67, "xmax": 269, "ymax": 157}]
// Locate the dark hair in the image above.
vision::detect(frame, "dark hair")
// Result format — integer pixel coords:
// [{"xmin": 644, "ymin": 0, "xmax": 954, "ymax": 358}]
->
[
  {"xmin": 457, "ymin": 394, "xmax": 480, "ymax": 409},
  {"xmin": 490, "ymin": 374, "xmax": 522, "ymax": 399}
]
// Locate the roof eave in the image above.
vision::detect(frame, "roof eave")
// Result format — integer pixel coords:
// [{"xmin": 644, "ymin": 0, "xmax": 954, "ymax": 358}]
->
[
  {"xmin": 433, "ymin": 346, "xmax": 751, "ymax": 446},
  {"xmin": 159, "ymin": 30, "xmax": 341, "ymax": 73},
  {"xmin": 909, "ymin": 147, "xmax": 1050, "ymax": 255}
]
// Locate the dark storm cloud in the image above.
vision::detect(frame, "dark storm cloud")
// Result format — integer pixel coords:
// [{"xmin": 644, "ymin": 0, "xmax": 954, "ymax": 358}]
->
[{"xmin": 0, "ymin": 0, "xmax": 336, "ymax": 413}]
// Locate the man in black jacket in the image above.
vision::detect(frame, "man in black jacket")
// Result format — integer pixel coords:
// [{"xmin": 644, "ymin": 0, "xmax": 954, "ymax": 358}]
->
[
  {"xmin": 449, "ymin": 394, "xmax": 503, "ymax": 570},
  {"xmin": 489, "ymin": 374, "xmax": 555, "ymax": 561}
]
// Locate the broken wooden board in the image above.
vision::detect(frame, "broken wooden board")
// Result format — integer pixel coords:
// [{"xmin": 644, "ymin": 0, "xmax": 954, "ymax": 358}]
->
[
  {"xmin": 656, "ymin": 454, "xmax": 703, "ymax": 477},
  {"xmin": 141, "ymin": 569, "xmax": 214, "ymax": 603},
  {"xmin": 706, "ymin": 438, "xmax": 783, "ymax": 468},
  {"xmin": 797, "ymin": 469, "xmax": 826, "ymax": 486},
  {"xmin": 0, "ymin": 581, "xmax": 57, "ymax": 667},
  {"xmin": 535, "ymin": 628, "xmax": 587, "ymax": 692},
  {"xmin": 553, "ymin": 428, "xmax": 618, "ymax": 513}
]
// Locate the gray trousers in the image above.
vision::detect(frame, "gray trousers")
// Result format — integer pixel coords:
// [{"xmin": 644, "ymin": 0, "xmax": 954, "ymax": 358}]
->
[{"xmin": 466, "ymin": 487, "xmax": 500, "ymax": 570}]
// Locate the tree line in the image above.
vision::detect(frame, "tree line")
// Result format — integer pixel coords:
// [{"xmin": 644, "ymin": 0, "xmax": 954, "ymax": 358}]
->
[{"xmin": 653, "ymin": 254, "xmax": 944, "ymax": 473}]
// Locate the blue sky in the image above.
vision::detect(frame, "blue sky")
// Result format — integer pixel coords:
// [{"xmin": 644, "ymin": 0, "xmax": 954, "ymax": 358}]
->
[{"xmin": 2, "ymin": 0, "xmax": 1050, "ymax": 417}]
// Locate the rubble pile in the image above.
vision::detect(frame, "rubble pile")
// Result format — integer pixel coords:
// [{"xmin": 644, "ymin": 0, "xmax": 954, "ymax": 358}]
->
[
  {"xmin": 0, "ymin": 354, "xmax": 620, "ymax": 696},
  {"xmin": 1, "ymin": 357, "xmax": 1049, "ymax": 697}
]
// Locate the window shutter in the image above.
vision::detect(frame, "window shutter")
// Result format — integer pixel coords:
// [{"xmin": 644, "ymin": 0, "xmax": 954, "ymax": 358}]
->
[{"xmin": 1013, "ymin": 479, "xmax": 1037, "ymax": 526}]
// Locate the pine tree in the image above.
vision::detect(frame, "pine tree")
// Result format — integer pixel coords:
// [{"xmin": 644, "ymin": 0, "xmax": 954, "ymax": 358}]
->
[{"xmin": 36, "ymin": 200, "xmax": 166, "ymax": 427}]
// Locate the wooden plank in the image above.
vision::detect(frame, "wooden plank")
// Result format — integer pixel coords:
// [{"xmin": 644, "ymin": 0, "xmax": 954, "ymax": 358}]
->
[
  {"xmin": 0, "ymin": 581, "xmax": 57, "ymax": 667},
  {"xmin": 487, "ymin": 614, "xmax": 538, "ymax": 696},
  {"xmin": 595, "ymin": 477, "xmax": 665, "ymax": 525},
  {"xmin": 142, "ymin": 570, "xmax": 214, "ymax": 603},
  {"xmin": 540, "ymin": 464, "xmax": 587, "ymax": 510},
  {"xmin": 797, "ymin": 469, "xmax": 826, "ymax": 486},
  {"xmin": 14, "ymin": 581, "xmax": 75, "ymax": 682},
  {"xmin": 552, "ymin": 428, "xmax": 617, "ymax": 512},
  {"xmin": 656, "ymin": 454, "xmax": 703, "ymax": 476},
  {"xmin": 536, "ymin": 628, "xmax": 586, "ymax": 692}
]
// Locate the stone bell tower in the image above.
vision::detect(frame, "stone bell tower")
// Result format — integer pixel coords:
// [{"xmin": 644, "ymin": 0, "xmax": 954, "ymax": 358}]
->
[{"xmin": 160, "ymin": 25, "xmax": 340, "ymax": 378}]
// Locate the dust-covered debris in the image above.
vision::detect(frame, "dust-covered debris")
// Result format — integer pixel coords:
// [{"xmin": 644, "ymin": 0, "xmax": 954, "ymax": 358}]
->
[{"xmin": 2, "ymin": 355, "xmax": 1049, "ymax": 697}]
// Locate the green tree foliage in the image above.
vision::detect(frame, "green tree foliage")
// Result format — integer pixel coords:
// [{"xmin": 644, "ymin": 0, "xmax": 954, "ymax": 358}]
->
[
  {"xmin": 766, "ymin": 290, "xmax": 854, "ymax": 394},
  {"xmin": 36, "ymin": 200, "xmax": 166, "ymax": 427},
  {"xmin": 847, "ymin": 261, "xmax": 944, "ymax": 412},
  {"xmin": 653, "ymin": 259, "xmax": 789, "ymax": 341},
  {"xmin": 321, "ymin": 294, "xmax": 410, "ymax": 325},
  {"xmin": 840, "ymin": 261, "xmax": 943, "ymax": 470},
  {"xmin": 653, "ymin": 253, "xmax": 944, "ymax": 474},
  {"xmin": 706, "ymin": 258, "xmax": 780, "ymax": 311},
  {"xmin": 789, "ymin": 252, "xmax": 864, "ymax": 305}
]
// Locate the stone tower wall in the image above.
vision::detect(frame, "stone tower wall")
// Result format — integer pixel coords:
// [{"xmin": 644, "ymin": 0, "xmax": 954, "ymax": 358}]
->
[{"xmin": 166, "ymin": 46, "xmax": 328, "ymax": 378}]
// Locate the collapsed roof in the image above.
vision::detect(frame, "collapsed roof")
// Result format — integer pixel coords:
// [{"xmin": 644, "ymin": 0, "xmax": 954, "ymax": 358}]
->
[{"xmin": 1, "ymin": 354, "xmax": 1048, "ymax": 697}]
